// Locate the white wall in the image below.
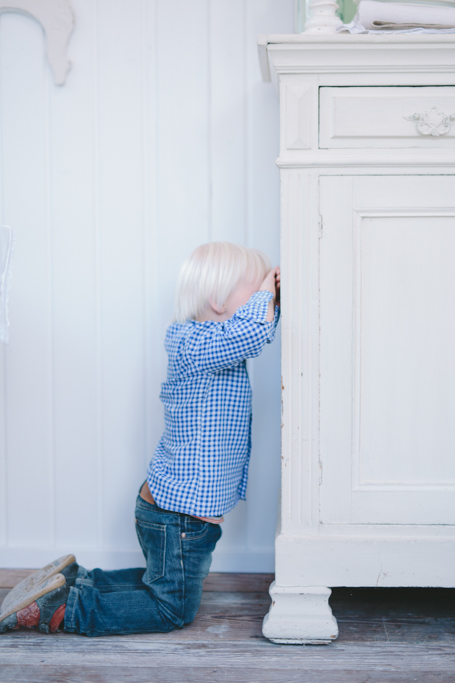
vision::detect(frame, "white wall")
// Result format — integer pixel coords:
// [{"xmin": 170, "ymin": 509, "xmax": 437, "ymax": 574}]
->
[{"xmin": 0, "ymin": 0, "xmax": 294, "ymax": 572}]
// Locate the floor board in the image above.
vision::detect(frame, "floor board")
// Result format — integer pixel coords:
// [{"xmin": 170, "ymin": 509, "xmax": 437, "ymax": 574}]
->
[
  {"xmin": 0, "ymin": 665, "xmax": 453, "ymax": 683},
  {"xmin": 1, "ymin": 570, "xmax": 454, "ymax": 682}
]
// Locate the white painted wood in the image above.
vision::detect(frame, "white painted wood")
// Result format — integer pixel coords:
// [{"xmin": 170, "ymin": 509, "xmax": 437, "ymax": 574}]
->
[
  {"xmin": 257, "ymin": 35, "xmax": 270, "ymax": 82},
  {"xmin": 0, "ymin": 226, "xmax": 14, "ymax": 344},
  {"xmin": 304, "ymin": 0, "xmax": 342, "ymax": 34},
  {"xmin": 275, "ymin": 534, "xmax": 455, "ymax": 587},
  {"xmin": 320, "ymin": 87, "xmax": 455, "ymax": 148},
  {"xmin": 262, "ymin": 34, "xmax": 455, "ymax": 644},
  {"xmin": 0, "ymin": 0, "xmax": 74, "ymax": 85},
  {"xmin": 262, "ymin": 582, "xmax": 338, "ymax": 644},
  {"xmin": 49, "ymin": 0, "xmax": 99, "ymax": 550},
  {"xmin": 284, "ymin": 84, "xmax": 312, "ymax": 149},
  {"xmin": 320, "ymin": 175, "xmax": 455, "ymax": 526},
  {"xmin": 96, "ymin": 0, "xmax": 149, "ymax": 553},
  {"xmin": 209, "ymin": 0, "xmax": 246, "ymax": 246},
  {"xmin": 0, "ymin": 1, "xmax": 294, "ymax": 573},
  {"xmin": 1, "ymin": 13, "xmax": 54, "ymax": 549}
]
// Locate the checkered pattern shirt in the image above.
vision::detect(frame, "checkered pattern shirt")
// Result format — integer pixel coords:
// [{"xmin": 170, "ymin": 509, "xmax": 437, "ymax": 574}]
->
[{"xmin": 147, "ymin": 291, "xmax": 280, "ymax": 517}]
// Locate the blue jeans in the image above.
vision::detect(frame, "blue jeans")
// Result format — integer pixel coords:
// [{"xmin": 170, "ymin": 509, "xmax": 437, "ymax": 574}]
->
[{"xmin": 63, "ymin": 491, "xmax": 222, "ymax": 636}]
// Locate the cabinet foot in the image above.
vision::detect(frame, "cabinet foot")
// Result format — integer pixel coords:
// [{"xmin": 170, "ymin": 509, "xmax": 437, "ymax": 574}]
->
[{"xmin": 262, "ymin": 582, "xmax": 338, "ymax": 645}]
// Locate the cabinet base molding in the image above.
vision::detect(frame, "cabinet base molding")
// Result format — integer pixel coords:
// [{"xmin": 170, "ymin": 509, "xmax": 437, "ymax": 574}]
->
[
  {"xmin": 262, "ymin": 582, "xmax": 338, "ymax": 644},
  {"xmin": 275, "ymin": 534, "xmax": 455, "ymax": 587}
]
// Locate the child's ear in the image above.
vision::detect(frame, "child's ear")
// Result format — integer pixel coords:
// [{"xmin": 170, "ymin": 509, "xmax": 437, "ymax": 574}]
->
[{"xmin": 208, "ymin": 297, "xmax": 225, "ymax": 316}]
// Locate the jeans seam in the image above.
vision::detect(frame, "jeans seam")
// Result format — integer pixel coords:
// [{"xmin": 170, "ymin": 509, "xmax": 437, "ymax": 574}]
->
[
  {"xmin": 135, "ymin": 520, "xmax": 167, "ymax": 531},
  {"xmin": 97, "ymin": 585, "xmax": 147, "ymax": 592},
  {"xmin": 182, "ymin": 527, "xmax": 210, "ymax": 541},
  {"xmin": 65, "ymin": 586, "xmax": 77, "ymax": 631},
  {"xmin": 180, "ymin": 516, "xmax": 185, "ymax": 623}
]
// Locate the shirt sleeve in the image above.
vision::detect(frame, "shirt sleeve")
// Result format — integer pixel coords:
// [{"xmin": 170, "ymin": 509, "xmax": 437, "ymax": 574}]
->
[{"xmin": 185, "ymin": 290, "xmax": 280, "ymax": 372}]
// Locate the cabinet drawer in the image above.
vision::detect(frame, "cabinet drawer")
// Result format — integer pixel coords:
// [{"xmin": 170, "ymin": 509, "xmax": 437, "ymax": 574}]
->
[{"xmin": 319, "ymin": 86, "xmax": 455, "ymax": 149}]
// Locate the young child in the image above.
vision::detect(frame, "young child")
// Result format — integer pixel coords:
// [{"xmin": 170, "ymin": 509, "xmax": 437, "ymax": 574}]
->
[{"xmin": 0, "ymin": 242, "xmax": 280, "ymax": 637}]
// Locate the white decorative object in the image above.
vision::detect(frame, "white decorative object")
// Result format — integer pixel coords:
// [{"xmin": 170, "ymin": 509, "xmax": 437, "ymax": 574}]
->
[
  {"xmin": 259, "ymin": 34, "xmax": 455, "ymax": 644},
  {"xmin": 304, "ymin": 0, "xmax": 342, "ymax": 33},
  {"xmin": 0, "ymin": 226, "xmax": 14, "ymax": 344},
  {"xmin": 0, "ymin": 0, "xmax": 75, "ymax": 85},
  {"xmin": 405, "ymin": 107, "xmax": 455, "ymax": 136}
]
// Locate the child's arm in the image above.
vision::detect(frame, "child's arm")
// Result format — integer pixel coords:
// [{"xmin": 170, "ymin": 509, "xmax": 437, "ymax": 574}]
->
[{"xmin": 185, "ymin": 290, "xmax": 279, "ymax": 372}]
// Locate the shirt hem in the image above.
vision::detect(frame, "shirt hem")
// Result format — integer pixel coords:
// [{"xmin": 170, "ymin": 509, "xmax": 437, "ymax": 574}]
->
[{"xmin": 148, "ymin": 484, "xmax": 241, "ymax": 518}]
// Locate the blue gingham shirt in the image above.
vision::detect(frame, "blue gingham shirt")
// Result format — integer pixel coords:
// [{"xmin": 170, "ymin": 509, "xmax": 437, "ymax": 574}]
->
[{"xmin": 147, "ymin": 291, "xmax": 280, "ymax": 517}]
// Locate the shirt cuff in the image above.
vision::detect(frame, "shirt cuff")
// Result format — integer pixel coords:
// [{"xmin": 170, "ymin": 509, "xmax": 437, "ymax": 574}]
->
[
  {"xmin": 235, "ymin": 290, "xmax": 274, "ymax": 324},
  {"xmin": 266, "ymin": 305, "xmax": 280, "ymax": 343}
]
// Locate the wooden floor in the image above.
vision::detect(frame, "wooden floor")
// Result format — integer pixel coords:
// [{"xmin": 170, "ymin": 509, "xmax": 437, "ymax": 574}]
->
[{"xmin": 0, "ymin": 570, "xmax": 454, "ymax": 682}]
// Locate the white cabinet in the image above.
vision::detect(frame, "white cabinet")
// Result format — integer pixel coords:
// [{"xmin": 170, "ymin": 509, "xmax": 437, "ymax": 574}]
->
[{"xmin": 259, "ymin": 35, "xmax": 455, "ymax": 644}]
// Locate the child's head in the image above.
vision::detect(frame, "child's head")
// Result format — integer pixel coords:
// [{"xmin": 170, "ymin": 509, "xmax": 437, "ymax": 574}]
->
[{"xmin": 174, "ymin": 242, "xmax": 271, "ymax": 323}]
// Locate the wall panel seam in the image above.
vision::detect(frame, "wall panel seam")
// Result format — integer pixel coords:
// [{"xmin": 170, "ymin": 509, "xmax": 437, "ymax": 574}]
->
[{"xmin": 94, "ymin": 0, "xmax": 103, "ymax": 549}]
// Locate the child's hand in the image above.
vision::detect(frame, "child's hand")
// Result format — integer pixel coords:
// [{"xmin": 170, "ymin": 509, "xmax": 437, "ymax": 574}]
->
[{"xmin": 259, "ymin": 267, "xmax": 280, "ymax": 320}]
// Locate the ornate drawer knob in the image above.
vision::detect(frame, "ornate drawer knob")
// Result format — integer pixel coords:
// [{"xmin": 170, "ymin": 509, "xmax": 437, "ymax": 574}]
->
[{"xmin": 405, "ymin": 107, "xmax": 455, "ymax": 137}]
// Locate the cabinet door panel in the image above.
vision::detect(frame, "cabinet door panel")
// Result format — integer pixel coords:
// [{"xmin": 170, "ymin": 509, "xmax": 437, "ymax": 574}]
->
[{"xmin": 320, "ymin": 175, "xmax": 455, "ymax": 525}]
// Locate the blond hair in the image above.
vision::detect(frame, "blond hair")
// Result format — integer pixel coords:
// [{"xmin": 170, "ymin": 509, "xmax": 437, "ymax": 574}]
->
[{"xmin": 174, "ymin": 242, "xmax": 271, "ymax": 323}]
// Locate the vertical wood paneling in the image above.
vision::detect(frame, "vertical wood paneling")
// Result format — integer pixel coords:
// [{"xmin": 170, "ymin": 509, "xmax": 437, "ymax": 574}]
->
[
  {"xmin": 50, "ymin": 0, "xmax": 99, "ymax": 549},
  {"xmin": 143, "ymin": 0, "xmax": 162, "ymax": 472},
  {"xmin": 0, "ymin": 15, "xmax": 5, "ymax": 547},
  {"xmin": 156, "ymin": 0, "xmax": 210, "ymax": 329},
  {"xmin": 0, "ymin": 0, "xmax": 292, "ymax": 571},
  {"xmin": 0, "ymin": 344, "xmax": 5, "ymax": 548},
  {"xmin": 97, "ymin": 0, "xmax": 148, "ymax": 550},
  {"xmin": 209, "ymin": 0, "xmax": 246, "ymax": 244},
  {"xmin": 0, "ymin": 16, "xmax": 5, "ymax": 549},
  {"xmin": 1, "ymin": 13, "xmax": 54, "ymax": 547}
]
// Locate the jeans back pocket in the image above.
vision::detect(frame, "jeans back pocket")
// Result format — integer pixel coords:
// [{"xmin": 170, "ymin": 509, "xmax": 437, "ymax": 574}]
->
[
  {"xmin": 135, "ymin": 519, "xmax": 166, "ymax": 583},
  {"xmin": 182, "ymin": 518, "xmax": 211, "ymax": 541}
]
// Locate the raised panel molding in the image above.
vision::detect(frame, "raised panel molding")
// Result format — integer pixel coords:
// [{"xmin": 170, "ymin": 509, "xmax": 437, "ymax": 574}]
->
[
  {"xmin": 0, "ymin": 0, "xmax": 75, "ymax": 85},
  {"xmin": 352, "ymin": 208, "xmax": 455, "ymax": 492},
  {"xmin": 319, "ymin": 86, "xmax": 455, "ymax": 149},
  {"xmin": 284, "ymin": 84, "xmax": 312, "ymax": 150}
]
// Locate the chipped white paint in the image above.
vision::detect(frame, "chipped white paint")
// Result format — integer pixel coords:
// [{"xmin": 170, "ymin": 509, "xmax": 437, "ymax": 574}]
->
[
  {"xmin": 260, "ymin": 34, "xmax": 455, "ymax": 644},
  {"xmin": 0, "ymin": 0, "xmax": 74, "ymax": 84}
]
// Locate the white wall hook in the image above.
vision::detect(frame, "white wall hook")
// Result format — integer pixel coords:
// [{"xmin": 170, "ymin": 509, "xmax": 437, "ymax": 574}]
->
[{"xmin": 0, "ymin": 0, "xmax": 75, "ymax": 85}]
